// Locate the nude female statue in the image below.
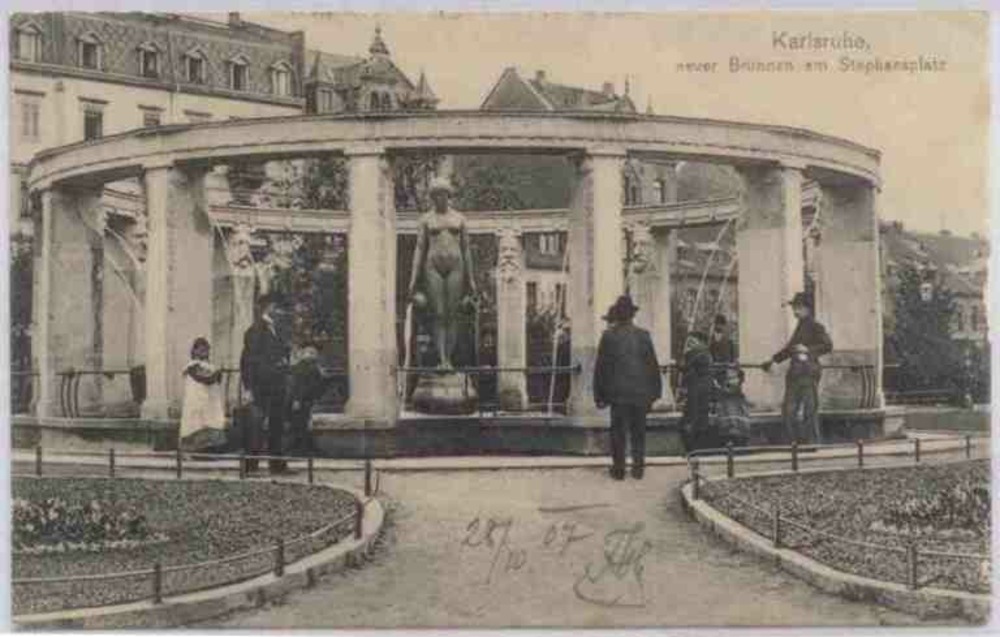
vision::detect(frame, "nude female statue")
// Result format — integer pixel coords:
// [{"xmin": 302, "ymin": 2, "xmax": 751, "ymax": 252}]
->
[{"xmin": 407, "ymin": 177, "xmax": 478, "ymax": 370}]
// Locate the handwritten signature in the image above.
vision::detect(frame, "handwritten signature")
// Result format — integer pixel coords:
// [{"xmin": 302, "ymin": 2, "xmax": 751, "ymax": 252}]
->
[{"xmin": 573, "ymin": 523, "xmax": 652, "ymax": 608}]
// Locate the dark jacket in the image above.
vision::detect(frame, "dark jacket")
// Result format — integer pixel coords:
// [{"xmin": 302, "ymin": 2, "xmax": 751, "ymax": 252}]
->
[
  {"xmin": 709, "ymin": 333, "xmax": 736, "ymax": 365},
  {"xmin": 593, "ymin": 323, "xmax": 662, "ymax": 407},
  {"xmin": 772, "ymin": 317, "xmax": 833, "ymax": 378},
  {"xmin": 240, "ymin": 319, "xmax": 290, "ymax": 394}
]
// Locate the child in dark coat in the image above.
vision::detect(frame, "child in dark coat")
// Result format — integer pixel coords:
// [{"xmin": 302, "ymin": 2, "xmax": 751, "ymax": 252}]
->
[{"xmin": 287, "ymin": 346, "xmax": 326, "ymax": 456}]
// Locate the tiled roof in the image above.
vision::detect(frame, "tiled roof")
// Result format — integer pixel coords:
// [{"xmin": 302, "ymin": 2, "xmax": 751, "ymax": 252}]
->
[
  {"xmin": 306, "ymin": 49, "xmax": 364, "ymax": 82},
  {"xmin": 13, "ymin": 12, "xmax": 302, "ymax": 98},
  {"xmin": 527, "ymin": 78, "xmax": 636, "ymax": 113}
]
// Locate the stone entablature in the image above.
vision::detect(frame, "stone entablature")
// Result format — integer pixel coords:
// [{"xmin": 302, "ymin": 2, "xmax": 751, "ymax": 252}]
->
[{"xmin": 28, "ymin": 111, "xmax": 881, "ymax": 191}]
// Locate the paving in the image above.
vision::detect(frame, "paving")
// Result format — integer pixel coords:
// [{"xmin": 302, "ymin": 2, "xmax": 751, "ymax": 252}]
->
[
  {"xmin": 199, "ymin": 464, "xmax": 960, "ymax": 628},
  {"xmin": 13, "ymin": 435, "xmax": 987, "ymax": 628}
]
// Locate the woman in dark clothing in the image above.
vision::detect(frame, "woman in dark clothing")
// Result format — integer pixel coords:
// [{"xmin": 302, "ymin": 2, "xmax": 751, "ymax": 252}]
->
[{"xmin": 680, "ymin": 331, "xmax": 714, "ymax": 452}]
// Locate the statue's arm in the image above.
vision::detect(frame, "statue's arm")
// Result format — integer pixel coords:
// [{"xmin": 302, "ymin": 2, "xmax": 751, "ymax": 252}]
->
[
  {"xmin": 408, "ymin": 218, "xmax": 427, "ymax": 297},
  {"xmin": 460, "ymin": 218, "xmax": 477, "ymax": 296}
]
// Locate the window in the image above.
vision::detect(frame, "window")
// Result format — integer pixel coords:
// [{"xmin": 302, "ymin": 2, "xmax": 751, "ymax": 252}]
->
[
  {"xmin": 77, "ymin": 33, "xmax": 101, "ymax": 70},
  {"xmin": 138, "ymin": 43, "xmax": 159, "ymax": 78},
  {"xmin": 83, "ymin": 106, "xmax": 103, "ymax": 140},
  {"xmin": 229, "ymin": 57, "xmax": 248, "ymax": 91},
  {"xmin": 971, "ymin": 306, "xmax": 983, "ymax": 331},
  {"xmin": 369, "ymin": 92, "xmax": 380, "ymax": 111},
  {"xmin": 955, "ymin": 307, "xmax": 965, "ymax": 332},
  {"xmin": 538, "ymin": 233, "xmax": 561, "ymax": 256},
  {"xmin": 381, "ymin": 93, "xmax": 393, "ymax": 110},
  {"xmin": 141, "ymin": 107, "xmax": 162, "ymax": 127},
  {"xmin": 624, "ymin": 176, "xmax": 641, "ymax": 205},
  {"xmin": 14, "ymin": 24, "xmax": 41, "ymax": 62},
  {"xmin": 17, "ymin": 95, "xmax": 41, "ymax": 142},
  {"xmin": 655, "ymin": 178, "xmax": 667, "ymax": 204},
  {"xmin": 319, "ymin": 89, "xmax": 334, "ymax": 112},
  {"xmin": 270, "ymin": 63, "xmax": 292, "ymax": 96},
  {"xmin": 184, "ymin": 49, "xmax": 206, "ymax": 84}
]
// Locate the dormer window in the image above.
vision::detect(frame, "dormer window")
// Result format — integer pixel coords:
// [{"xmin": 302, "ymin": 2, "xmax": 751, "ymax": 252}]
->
[
  {"xmin": 14, "ymin": 22, "xmax": 42, "ymax": 62},
  {"xmin": 183, "ymin": 48, "xmax": 206, "ymax": 84},
  {"xmin": 77, "ymin": 32, "xmax": 101, "ymax": 70},
  {"xmin": 270, "ymin": 62, "xmax": 292, "ymax": 96},
  {"xmin": 137, "ymin": 42, "xmax": 159, "ymax": 78},
  {"xmin": 228, "ymin": 55, "xmax": 249, "ymax": 91}
]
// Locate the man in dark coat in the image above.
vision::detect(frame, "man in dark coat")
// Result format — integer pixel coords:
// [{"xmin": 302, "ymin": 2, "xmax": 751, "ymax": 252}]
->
[
  {"xmin": 593, "ymin": 295, "xmax": 663, "ymax": 480},
  {"xmin": 762, "ymin": 292, "xmax": 833, "ymax": 444},
  {"xmin": 241, "ymin": 293, "xmax": 291, "ymax": 474}
]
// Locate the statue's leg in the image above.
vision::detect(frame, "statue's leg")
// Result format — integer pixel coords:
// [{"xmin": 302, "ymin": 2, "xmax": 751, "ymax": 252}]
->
[
  {"xmin": 424, "ymin": 268, "xmax": 448, "ymax": 369},
  {"xmin": 444, "ymin": 269, "xmax": 464, "ymax": 369}
]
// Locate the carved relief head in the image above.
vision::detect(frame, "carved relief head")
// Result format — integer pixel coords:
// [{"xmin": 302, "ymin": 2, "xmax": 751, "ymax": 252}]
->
[
  {"xmin": 227, "ymin": 223, "xmax": 256, "ymax": 274},
  {"xmin": 496, "ymin": 228, "xmax": 522, "ymax": 283},
  {"xmin": 629, "ymin": 223, "xmax": 655, "ymax": 275}
]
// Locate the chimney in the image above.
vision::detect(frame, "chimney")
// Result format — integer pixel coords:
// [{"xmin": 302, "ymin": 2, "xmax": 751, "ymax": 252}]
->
[
  {"xmin": 228, "ymin": 12, "xmax": 241, "ymax": 27},
  {"xmin": 535, "ymin": 70, "xmax": 546, "ymax": 84},
  {"xmin": 602, "ymin": 81, "xmax": 614, "ymax": 97}
]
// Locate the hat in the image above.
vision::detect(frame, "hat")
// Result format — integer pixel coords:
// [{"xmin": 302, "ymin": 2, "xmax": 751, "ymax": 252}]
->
[
  {"xmin": 713, "ymin": 314, "xmax": 728, "ymax": 327},
  {"xmin": 786, "ymin": 292, "xmax": 812, "ymax": 309},
  {"xmin": 428, "ymin": 176, "xmax": 454, "ymax": 195},
  {"xmin": 602, "ymin": 295, "xmax": 639, "ymax": 322}
]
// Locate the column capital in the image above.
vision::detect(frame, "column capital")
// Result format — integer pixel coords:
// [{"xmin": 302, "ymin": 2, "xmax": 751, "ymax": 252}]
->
[
  {"xmin": 779, "ymin": 158, "xmax": 808, "ymax": 172},
  {"xmin": 343, "ymin": 144, "xmax": 387, "ymax": 158},
  {"xmin": 584, "ymin": 145, "xmax": 629, "ymax": 159}
]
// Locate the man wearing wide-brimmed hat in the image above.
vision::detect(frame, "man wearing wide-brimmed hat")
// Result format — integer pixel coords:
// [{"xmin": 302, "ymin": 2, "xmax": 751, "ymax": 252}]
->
[
  {"xmin": 762, "ymin": 291, "xmax": 833, "ymax": 444},
  {"xmin": 240, "ymin": 292, "xmax": 292, "ymax": 474},
  {"xmin": 593, "ymin": 295, "xmax": 663, "ymax": 480}
]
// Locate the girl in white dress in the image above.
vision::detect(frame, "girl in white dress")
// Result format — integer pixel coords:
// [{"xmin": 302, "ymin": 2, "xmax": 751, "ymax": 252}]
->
[{"xmin": 179, "ymin": 337, "xmax": 225, "ymax": 449}]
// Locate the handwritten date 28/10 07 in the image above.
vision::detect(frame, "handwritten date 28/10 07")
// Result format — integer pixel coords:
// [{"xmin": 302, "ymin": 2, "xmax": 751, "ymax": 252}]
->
[{"xmin": 460, "ymin": 515, "xmax": 652, "ymax": 607}]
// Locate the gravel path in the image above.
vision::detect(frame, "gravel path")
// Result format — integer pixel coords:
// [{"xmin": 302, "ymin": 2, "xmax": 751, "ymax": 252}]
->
[{"xmin": 208, "ymin": 465, "xmax": 949, "ymax": 628}]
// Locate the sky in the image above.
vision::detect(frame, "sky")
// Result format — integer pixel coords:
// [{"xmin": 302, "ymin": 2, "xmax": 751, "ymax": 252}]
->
[{"xmin": 239, "ymin": 11, "xmax": 989, "ymax": 237}]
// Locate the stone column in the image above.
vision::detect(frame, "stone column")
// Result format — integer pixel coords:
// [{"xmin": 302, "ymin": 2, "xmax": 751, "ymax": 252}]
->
[
  {"xmin": 495, "ymin": 227, "xmax": 527, "ymax": 411},
  {"xmin": 141, "ymin": 163, "xmax": 213, "ymax": 420},
  {"xmin": 736, "ymin": 164, "xmax": 805, "ymax": 410},
  {"xmin": 224, "ymin": 223, "xmax": 258, "ymax": 368},
  {"xmin": 32, "ymin": 186, "xmax": 103, "ymax": 417},
  {"xmin": 628, "ymin": 222, "xmax": 674, "ymax": 410},
  {"xmin": 816, "ymin": 181, "xmax": 883, "ymax": 409},
  {"xmin": 567, "ymin": 149, "xmax": 625, "ymax": 422},
  {"xmin": 344, "ymin": 148, "xmax": 398, "ymax": 426}
]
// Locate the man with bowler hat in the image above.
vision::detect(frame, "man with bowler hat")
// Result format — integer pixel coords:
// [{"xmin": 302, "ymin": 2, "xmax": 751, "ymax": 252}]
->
[
  {"xmin": 762, "ymin": 292, "xmax": 832, "ymax": 444},
  {"xmin": 240, "ymin": 293, "xmax": 292, "ymax": 474},
  {"xmin": 593, "ymin": 295, "xmax": 663, "ymax": 480}
]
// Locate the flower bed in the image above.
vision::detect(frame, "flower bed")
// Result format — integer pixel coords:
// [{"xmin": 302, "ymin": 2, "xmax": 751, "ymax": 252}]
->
[
  {"xmin": 13, "ymin": 477, "xmax": 356, "ymax": 615},
  {"xmin": 700, "ymin": 460, "xmax": 990, "ymax": 594}
]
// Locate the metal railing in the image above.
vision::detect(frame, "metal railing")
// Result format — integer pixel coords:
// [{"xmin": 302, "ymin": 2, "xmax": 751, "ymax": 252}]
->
[
  {"xmin": 665, "ymin": 362, "xmax": 881, "ymax": 411},
  {"xmin": 686, "ymin": 438, "xmax": 989, "ymax": 593},
  {"xmin": 397, "ymin": 364, "xmax": 581, "ymax": 416},
  {"xmin": 12, "ymin": 370, "xmax": 38, "ymax": 415},
  {"xmin": 56, "ymin": 368, "xmax": 137, "ymax": 419},
  {"xmin": 14, "ymin": 448, "xmax": 378, "ymax": 614}
]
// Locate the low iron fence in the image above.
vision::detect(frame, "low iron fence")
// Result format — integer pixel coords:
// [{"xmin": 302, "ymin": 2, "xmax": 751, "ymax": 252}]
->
[
  {"xmin": 686, "ymin": 438, "xmax": 988, "ymax": 594},
  {"xmin": 14, "ymin": 448, "xmax": 379, "ymax": 614},
  {"xmin": 664, "ymin": 362, "xmax": 881, "ymax": 411}
]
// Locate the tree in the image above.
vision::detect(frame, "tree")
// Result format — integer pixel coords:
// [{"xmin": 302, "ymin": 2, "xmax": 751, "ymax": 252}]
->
[{"xmin": 886, "ymin": 264, "xmax": 964, "ymax": 396}]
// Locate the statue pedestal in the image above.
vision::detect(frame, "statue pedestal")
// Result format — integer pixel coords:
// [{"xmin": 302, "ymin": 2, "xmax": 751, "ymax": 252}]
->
[{"xmin": 411, "ymin": 372, "xmax": 478, "ymax": 415}]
